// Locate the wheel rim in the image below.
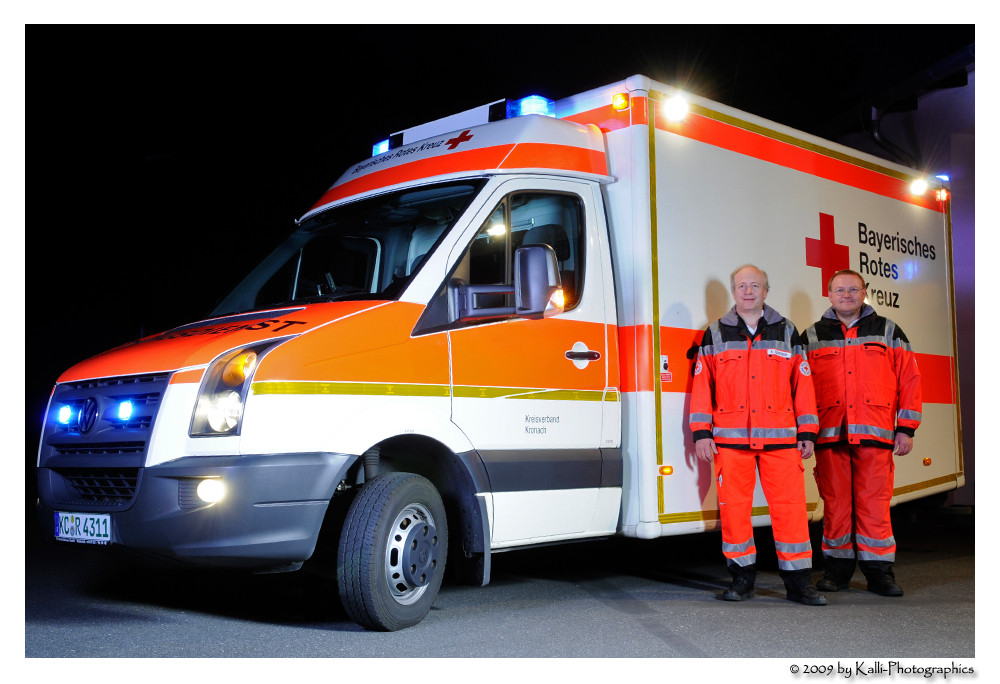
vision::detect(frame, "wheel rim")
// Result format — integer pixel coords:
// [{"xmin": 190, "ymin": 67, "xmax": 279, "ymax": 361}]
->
[{"xmin": 385, "ymin": 502, "xmax": 440, "ymax": 605}]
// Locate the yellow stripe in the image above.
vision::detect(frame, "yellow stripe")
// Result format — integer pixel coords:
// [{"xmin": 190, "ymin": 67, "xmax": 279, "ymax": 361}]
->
[
  {"xmin": 254, "ymin": 381, "xmax": 615, "ymax": 402},
  {"xmin": 253, "ymin": 381, "xmax": 450, "ymax": 398},
  {"xmin": 647, "ymin": 97, "xmax": 665, "ymax": 482},
  {"xmin": 659, "ymin": 502, "xmax": 819, "ymax": 525},
  {"xmin": 893, "ymin": 474, "xmax": 962, "ymax": 498}
]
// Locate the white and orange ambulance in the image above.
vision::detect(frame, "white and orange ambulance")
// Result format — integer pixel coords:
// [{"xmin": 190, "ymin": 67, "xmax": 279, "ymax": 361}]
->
[{"xmin": 37, "ymin": 74, "xmax": 962, "ymax": 631}]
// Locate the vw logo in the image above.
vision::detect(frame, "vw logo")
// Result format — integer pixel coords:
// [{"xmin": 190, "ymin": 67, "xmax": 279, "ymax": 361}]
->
[{"xmin": 79, "ymin": 398, "xmax": 100, "ymax": 434}]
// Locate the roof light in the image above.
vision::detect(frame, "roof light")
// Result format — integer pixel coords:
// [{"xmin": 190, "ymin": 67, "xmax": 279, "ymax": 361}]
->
[
  {"xmin": 936, "ymin": 174, "xmax": 950, "ymax": 182},
  {"xmin": 507, "ymin": 95, "xmax": 555, "ymax": 118},
  {"xmin": 612, "ymin": 92, "xmax": 630, "ymax": 111},
  {"xmin": 372, "ymin": 139, "xmax": 390, "ymax": 156},
  {"xmin": 663, "ymin": 95, "xmax": 689, "ymax": 122},
  {"xmin": 936, "ymin": 188, "xmax": 950, "ymax": 202},
  {"xmin": 910, "ymin": 178, "xmax": 929, "ymax": 196}
]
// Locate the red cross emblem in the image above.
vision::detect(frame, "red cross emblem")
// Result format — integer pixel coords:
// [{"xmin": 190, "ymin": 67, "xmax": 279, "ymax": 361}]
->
[
  {"xmin": 446, "ymin": 130, "xmax": 474, "ymax": 150},
  {"xmin": 805, "ymin": 212, "xmax": 850, "ymax": 296}
]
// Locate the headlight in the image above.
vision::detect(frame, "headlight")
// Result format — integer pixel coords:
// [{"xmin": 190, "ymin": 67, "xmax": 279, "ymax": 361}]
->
[{"xmin": 190, "ymin": 341, "xmax": 282, "ymax": 437}]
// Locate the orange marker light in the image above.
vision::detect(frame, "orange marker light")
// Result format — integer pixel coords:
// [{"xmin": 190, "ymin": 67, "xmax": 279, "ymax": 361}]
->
[
  {"xmin": 612, "ymin": 92, "xmax": 630, "ymax": 111},
  {"xmin": 222, "ymin": 351, "xmax": 258, "ymax": 386},
  {"xmin": 936, "ymin": 189, "xmax": 949, "ymax": 202},
  {"xmin": 923, "ymin": 458, "xmax": 933, "ymax": 467},
  {"xmin": 659, "ymin": 466, "xmax": 674, "ymax": 476}
]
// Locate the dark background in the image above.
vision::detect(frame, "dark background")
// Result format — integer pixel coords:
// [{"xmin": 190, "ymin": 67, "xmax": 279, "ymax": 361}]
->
[{"xmin": 25, "ymin": 25, "xmax": 976, "ymax": 508}]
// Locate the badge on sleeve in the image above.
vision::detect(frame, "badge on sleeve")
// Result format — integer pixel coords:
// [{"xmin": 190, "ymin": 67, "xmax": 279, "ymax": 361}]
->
[
  {"xmin": 800, "ymin": 361, "xmax": 811, "ymax": 376},
  {"xmin": 694, "ymin": 360, "xmax": 703, "ymax": 375}
]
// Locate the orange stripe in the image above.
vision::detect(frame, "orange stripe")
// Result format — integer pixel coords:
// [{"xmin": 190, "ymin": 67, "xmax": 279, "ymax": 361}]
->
[
  {"xmin": 656, "ymin": 112, "xmax": 942, "ymax": 212},
  {"xmin": 500, "ymin": 142, "xmax": 608, "ymax": 176},
  {"xmin": 258, "ymin": 302, "xmax": 449, "ymax": 387},
  {"xmin": 914, "ymin": 352, "xmax": 956, "ymax": 405},
  {"xmin": 618, "ymin": 326, "xmax": 956, "ymax": 407},
  {"xmin": 311, "ymin": 142, "xmax": 608, "ymax": 210},
  {"xmin": 169, "ymin": 369, "xmax": 205, "ymax": 384},
  {"xmin": 451, "ymin": 318, "xmax": 608, "ymax": 390}
]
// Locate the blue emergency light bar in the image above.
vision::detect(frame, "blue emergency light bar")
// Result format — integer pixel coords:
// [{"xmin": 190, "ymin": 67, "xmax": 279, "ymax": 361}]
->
[{"xmin": 371, "ymin": 94, "xmax": 556, "ymax": 157}]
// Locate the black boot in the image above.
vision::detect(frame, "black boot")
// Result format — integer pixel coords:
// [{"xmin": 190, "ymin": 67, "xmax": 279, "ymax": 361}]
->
[
  {"xmin": 782, "ymin": 568, "xmax": 828, "ymax": 606},
  {"xmin": 720, "ymin": 563, "xmax": 756, "ymax": 601},
  {"xmin": 860, "ymin": 560, "xmax": 903, "ymax": 597},
  {"xmin": 816, "ymin": 557, "xmax": 856, "ymax": 592}
]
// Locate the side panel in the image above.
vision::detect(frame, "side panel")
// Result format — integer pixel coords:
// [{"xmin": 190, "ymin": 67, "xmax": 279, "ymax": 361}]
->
[
  {"xmin": 648, "ymin": 95, "xmax": 959, "ymax": 536},
  {"xmin": 586, "ymin": 88, "xmax": 959, "ymax": 538}
]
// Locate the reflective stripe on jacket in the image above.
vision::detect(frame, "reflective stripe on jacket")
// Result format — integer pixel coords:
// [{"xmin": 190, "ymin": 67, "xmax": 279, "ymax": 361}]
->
[
  {"xmin": 689, "ymin": 305, "xmax": 818, "ymax": 450},
  {"xmin": 804, "ymin": 306, "xmax": 922, "ymax": 450}
]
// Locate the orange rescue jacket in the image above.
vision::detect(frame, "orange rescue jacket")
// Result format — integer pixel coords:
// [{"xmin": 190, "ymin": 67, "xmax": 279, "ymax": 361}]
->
[
  {"xmin": 804, "ymin": 306, "xmax": 922, "ymax": 450},
  {"xmin": 690, "ymin": 305, "xmax": 818, "ymax": 450}
]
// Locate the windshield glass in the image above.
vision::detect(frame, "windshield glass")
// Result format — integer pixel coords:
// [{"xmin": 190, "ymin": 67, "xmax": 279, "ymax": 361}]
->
[{"xmin": 211, "ymin": 180, "xmax": 485, "ymax": 316}]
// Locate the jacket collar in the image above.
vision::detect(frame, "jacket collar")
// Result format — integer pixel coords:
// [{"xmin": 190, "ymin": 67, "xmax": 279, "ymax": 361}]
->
[
  {"xmin": 720, "ymin": 303, "xmax": 784, "ymax": 328},
  {"xmin": 821, "ymin": 304, "xmax": 876, "ymax": 327}
]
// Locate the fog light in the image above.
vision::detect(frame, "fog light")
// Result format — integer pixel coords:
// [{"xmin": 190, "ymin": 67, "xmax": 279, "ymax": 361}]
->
[{"xmin": 197, "ymin": 479, "xmax": 227, "ymax": 504}]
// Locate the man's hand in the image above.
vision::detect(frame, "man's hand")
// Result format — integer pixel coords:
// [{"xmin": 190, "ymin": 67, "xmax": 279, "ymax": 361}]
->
[
  {"xmin": 894, "ymin": 433, "xmax": 914, "ymax": 455},
  {"xmin": 695, "ymin": 437, "xmax": 718, "ymax": 462},
  {"xmin": 798, "ymin": 440, "xmax": 815, "ymax": 459}
]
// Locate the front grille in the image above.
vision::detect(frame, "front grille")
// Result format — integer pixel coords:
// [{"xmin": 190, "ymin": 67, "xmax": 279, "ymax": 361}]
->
[
  {"xmin": 52, "ymin": 441, "xmax": 145, "ymax": 457},
  {"xmin": 66, "ymin": 373, "xmax": 171, "ymax": 390},
  {"xmin": 57, "ymin": 467, "xmax": 140, "ymax": 506}
]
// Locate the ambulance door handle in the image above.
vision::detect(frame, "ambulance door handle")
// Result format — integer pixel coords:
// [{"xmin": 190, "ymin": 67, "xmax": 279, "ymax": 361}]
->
[
  {"xmin": 565, "ymin": 351, "xmax": 601, "ymax": 361},
  {"xmin": 565, "ymin": 341, "xmax": 601, "ymax": 369}
]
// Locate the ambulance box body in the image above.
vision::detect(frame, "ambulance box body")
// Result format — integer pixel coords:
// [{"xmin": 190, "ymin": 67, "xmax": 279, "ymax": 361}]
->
[{"xmin": 37, "ymin": 74, "xmax": 962, "ymax": 630}]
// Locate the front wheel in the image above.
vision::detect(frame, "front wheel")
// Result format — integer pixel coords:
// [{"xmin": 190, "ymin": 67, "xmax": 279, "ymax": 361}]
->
[{"xmin": 337, "ymin": 472, "xmax": 448, "ymax": 631}]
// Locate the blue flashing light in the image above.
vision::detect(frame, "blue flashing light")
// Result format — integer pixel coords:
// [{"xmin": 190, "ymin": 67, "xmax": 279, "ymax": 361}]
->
[
  {"xmin": 372, "ymin": 139, "xmax": 390, "ymax": 156},
  {"xmin": 936, "ymin": 174, "xmax": 950, "ymax": 182},
  {"xmin": 508, "ymin": 95, "xmax": 555, "ymax": 119},
  {"xmin": 117, "ymin": 400, "xmax": 134, "ymax": 422},
  {"xmin": 57, "ymin": 405, "xmax": 73, "ymax": 425}
]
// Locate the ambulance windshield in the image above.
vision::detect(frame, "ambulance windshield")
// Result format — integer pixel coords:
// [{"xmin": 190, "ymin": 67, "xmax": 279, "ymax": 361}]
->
[{"xmin": 211, "ymin": 180, "xmax": 485, "ymax": 316}]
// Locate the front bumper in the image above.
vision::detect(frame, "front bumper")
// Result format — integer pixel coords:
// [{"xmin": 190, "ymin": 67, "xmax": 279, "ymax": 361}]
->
[{"xmin": 37, "ymin": 452, "xmax": 356, "ymax": 569}]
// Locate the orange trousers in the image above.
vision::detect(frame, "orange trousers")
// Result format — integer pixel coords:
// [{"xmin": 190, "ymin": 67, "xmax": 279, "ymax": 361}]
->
[
  {"xmin": 714, "ymin": 447, "xmax": 813, "ymax": 571},
  {"xmin": 814, "ymin": 445, "xmax": 896, "ymax": 562}
]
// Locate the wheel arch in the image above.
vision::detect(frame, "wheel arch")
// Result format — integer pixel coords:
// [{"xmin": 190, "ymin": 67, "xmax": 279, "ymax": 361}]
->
[{"xmin": 365, "ymin": 434, "xmax": 492, "ymax": 586}]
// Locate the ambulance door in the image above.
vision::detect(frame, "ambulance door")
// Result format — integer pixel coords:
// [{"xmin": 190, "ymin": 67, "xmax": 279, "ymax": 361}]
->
[{"xmin": 445, "ymin": 178, "xmax": 620, "ymax": 548}]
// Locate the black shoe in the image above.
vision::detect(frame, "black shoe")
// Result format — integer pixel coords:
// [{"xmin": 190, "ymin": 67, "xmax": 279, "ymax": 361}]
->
[
  {"xmin": 720, "ymin": 578, "xmax": 755, "ymax": 601},
  {"xmin": 786, "ymin": 584, "xmax": 828, "ymax": 606},
  {"xmin": 859, "ymin": 560, "xmax": 903, "ymax": 597},
  {"xmin": 867, "ymin": 577, "xmax": 904, "ymax": 597},
  {"xmin": 816, "ymin": 576, "xmax": 851, "ymax": 592}
]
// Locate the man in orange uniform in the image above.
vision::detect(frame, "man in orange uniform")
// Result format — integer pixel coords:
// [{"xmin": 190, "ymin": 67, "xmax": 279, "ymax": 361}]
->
[
  {"xmin": 804, "ymin": 269, "xmax": 922, "ymax": 597},
  {"xmin": 690, "ymin": 265, "xmax": 825, "ymax": 606}
]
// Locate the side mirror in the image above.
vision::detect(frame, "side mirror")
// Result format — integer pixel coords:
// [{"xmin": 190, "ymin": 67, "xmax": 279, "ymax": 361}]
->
[
  {"xmin": 514, "ymin": 244, "xmax": 564, "ymax": 319},
  {"xmin": 450, "ymin": 244, "xmax": 564, "ymax": 323}
]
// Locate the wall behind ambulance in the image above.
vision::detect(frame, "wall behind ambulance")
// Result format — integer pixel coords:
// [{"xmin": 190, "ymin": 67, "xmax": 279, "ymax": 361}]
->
[{"xmin": 841, "ymin": 68, "xmax": 975, "ymax": 507}]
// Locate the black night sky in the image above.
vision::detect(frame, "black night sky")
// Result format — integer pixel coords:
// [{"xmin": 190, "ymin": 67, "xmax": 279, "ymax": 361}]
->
[{"xmin": 25, "ymin": 25, "xmax": 975, "ymax": 501}]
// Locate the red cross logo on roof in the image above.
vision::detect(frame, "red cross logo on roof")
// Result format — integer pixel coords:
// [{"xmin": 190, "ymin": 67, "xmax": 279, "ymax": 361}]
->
[
  {"xmin": 446, "ymin": 130, "xmax": 474, "ymax": 150},
  {"xmin": 805, "ymin": 212, "xmax": 850, "ymax": 296}
]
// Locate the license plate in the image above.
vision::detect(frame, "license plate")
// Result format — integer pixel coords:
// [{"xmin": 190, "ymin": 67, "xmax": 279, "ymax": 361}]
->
[{"xmin": 54, "ymin": 511, "xmax": 111, "ymax": 545}]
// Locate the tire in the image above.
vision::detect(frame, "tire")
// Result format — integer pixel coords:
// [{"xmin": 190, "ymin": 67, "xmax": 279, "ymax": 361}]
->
[{"xmin": 337, "ymin": 472, "xmax": 448, "ymax": 631}]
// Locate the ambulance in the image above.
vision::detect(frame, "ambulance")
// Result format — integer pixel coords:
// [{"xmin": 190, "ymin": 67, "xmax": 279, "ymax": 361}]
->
[{"xmin": 36, "ymin": 74, "xmax": 963, "ymax": 631}]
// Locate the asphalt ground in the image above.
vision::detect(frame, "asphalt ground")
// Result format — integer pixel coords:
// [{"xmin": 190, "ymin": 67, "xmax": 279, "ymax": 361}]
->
[{"xmin": 23, "ymin": 500, "xmax": 976, "ymax": 678}]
